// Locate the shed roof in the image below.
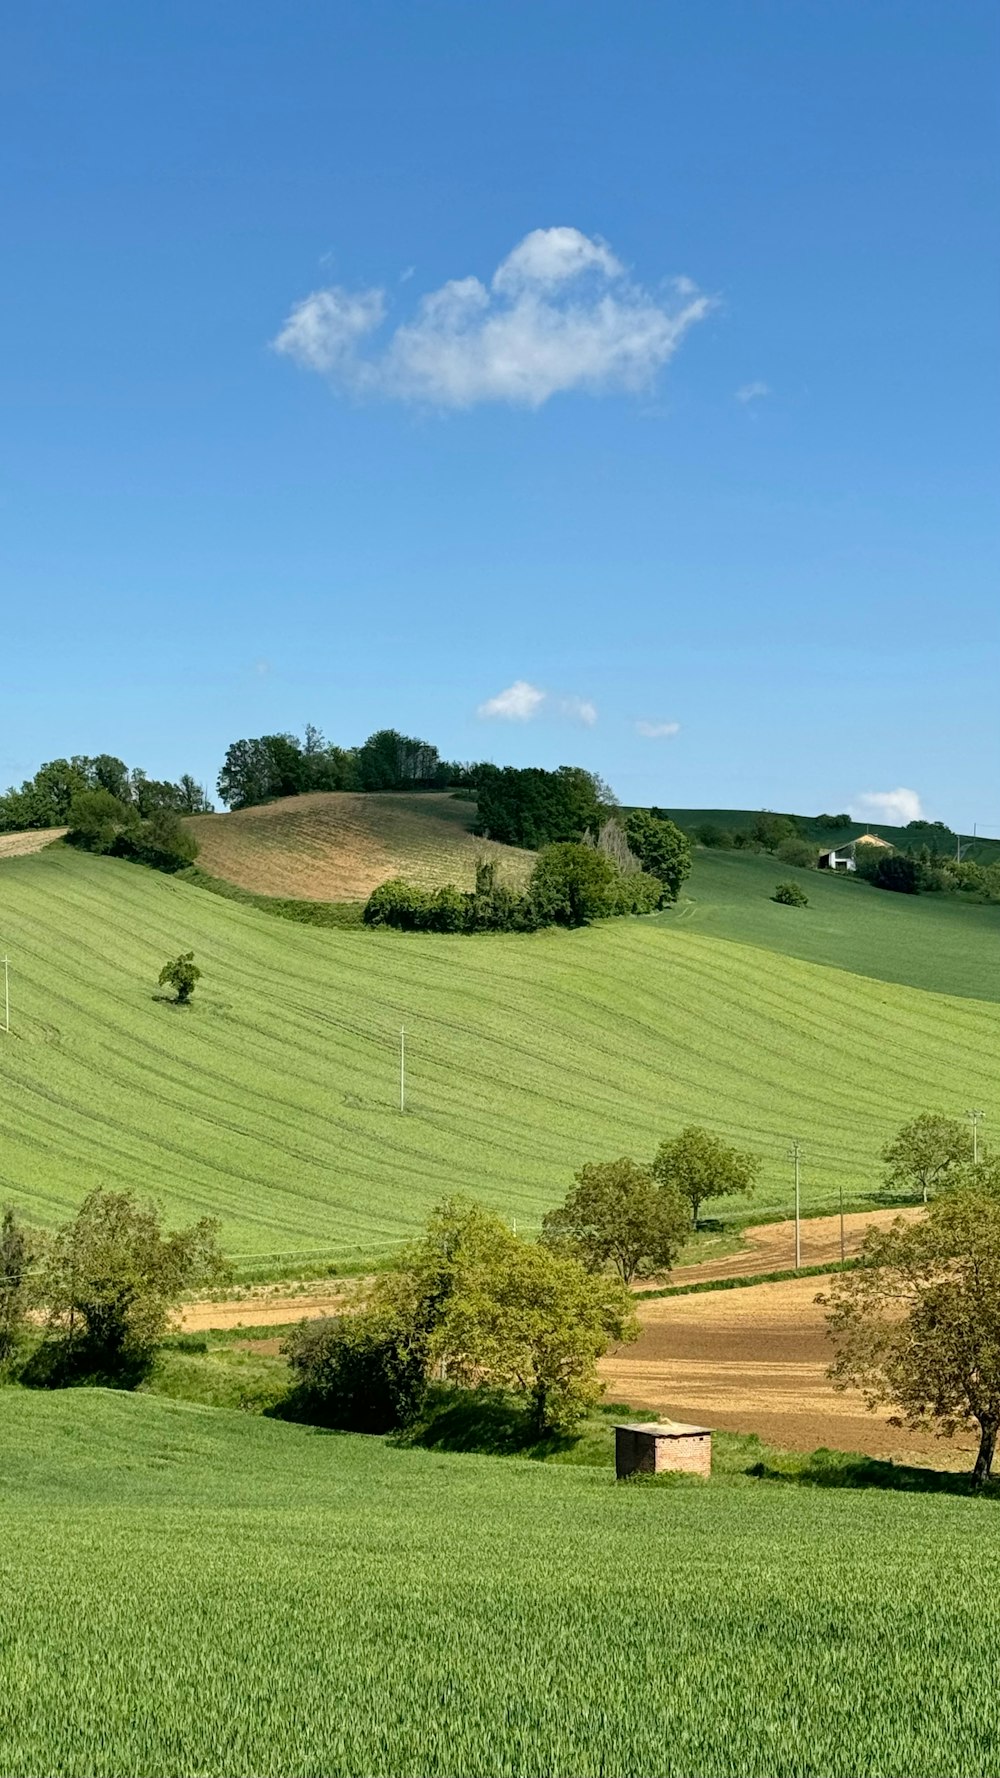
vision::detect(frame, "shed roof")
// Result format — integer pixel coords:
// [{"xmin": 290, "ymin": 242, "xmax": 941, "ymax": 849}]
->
[{"xmin": 616, "ymin": 1421, "xmax": 712, "ymax": 1438}]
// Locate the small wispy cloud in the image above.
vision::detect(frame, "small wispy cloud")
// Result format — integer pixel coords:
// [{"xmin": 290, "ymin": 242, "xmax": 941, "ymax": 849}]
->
[
  {"xmin": 635, "ymin": 719, "xmax": 681, "ymax": 739},
  {"xmin": 477, "ymin": 680, "xmax": 547, "ymax": 721},
  {"xmin": 273, "ymin": 226, "xmax": 714, "ymax": 409},
  {"xmin": 736, "ymin": 381, "xmax": 771, "ymax": 404},
  {"xmin": 851, "ymin": 788, "xmax": 923, "ymax": 826},
  {"xmin": 476, "ymin": 681, "xmax": 597, "ymax": 724},
  {"xmin": 559, "ymin": 695, "xmax": 598, "ymax": 727}
]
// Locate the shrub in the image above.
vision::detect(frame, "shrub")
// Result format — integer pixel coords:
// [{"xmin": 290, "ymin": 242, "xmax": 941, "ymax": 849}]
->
[
  {"xmin": 695, "ymin": 822, "xmax": 733, "ymax": 849},
  {"xmin": 284, "ymin": 1314, "xmax": 427, "ymax": 1434},
  {"xmin": 775, "ymin": 838, "xmax": 817, "ymax": 870},
  {"xmin": 773, "ymin": 881, "xmax": 809, "ymax": 907},
  {"xmin": 159, "ymin": 952, "xmax": 201, "ymax": 1004}
]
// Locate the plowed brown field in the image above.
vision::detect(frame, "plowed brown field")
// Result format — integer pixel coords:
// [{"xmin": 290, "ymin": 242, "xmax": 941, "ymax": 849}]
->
[
  {"xmin": 0, "ymin": 827, "xmax": 66, "ymax": 858},
  {"xmin": 186, "ymin": 791, "xmax": 534, "ymax": 901}
]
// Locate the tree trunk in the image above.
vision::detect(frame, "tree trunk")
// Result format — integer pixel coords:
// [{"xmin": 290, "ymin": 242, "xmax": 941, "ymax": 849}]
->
[{"xmin": 972, "ymin": 1418, "xmax": 997, "ymax": 1490}]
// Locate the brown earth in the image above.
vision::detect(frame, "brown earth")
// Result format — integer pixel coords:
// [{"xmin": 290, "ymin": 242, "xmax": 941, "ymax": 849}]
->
[
  {"xmin": 600, "ymin": 1272, "xmax": 974, "ymax": 1469},
  {"xmin": 186, "ymin": 791, "xmax": 534, "ymax": 902},
  {"xmin": 0, "ymin": 827, "xmax": 67, "ymax": 858}
]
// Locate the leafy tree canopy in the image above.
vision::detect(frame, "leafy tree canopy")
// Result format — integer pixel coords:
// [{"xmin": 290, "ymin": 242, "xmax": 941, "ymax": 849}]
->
[
  {"xmin": 881, "ymin": 1113, "xmax": 975, "ymax": 1205},
  {"xmin": 159, "ymin": 951, "xmax": 201, "ymax": 1004},
  {"xmin": 824, "ymin": 1177, "xmax": 1000, "ymax": 1487},
  {"xmin": 652, "ymin": 1125, "xmax": 761, "ymax": 1227},
  {"xmin": 541, "ymin": 1157, "xmax": 689, "ymax": 1285},
  {"xmin": 623, "ymin": 811, "xmax": 692, "ymax": 902}
]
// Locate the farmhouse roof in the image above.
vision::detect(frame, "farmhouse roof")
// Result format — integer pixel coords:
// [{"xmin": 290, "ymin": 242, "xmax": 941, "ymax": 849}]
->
[{"xmin": 855, "ymin": 832, "xmax": 892, "ymax": 847}]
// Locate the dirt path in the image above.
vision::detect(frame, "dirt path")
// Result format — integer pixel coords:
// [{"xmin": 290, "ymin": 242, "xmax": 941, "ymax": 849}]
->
[
  {"xmin": 601, "ymin": 1272, "xmax": 973, "ymax": 1469},
  {"xmin": 181, "ymin": 1206, "xmax": 924, "ymax": 1331},
  {"xmin": 0, "ymin": 827, "xmax": 66, "ymax": 858}
]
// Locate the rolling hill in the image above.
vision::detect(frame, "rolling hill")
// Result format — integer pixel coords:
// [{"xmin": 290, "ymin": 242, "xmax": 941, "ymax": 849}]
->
[
  {"xmin": 0, "ymin": 843, "xmax": 995, "ymax": 1273},
  {"xmin": 186, "ymin": 791, "xmax": 535, "ymax": 901}
]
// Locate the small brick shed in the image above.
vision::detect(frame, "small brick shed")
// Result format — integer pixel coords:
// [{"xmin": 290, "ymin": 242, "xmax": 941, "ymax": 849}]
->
[{"xmin": 615, "ymin": 1421, "xmax": 712, "ymax": 1480}]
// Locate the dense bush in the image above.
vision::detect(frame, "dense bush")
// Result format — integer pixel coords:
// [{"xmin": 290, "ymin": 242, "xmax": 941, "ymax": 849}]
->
[
  {"xmin": 773, "ymin": 881, "xmax": 809, "ymax": 907},
  {"xmin": 67, "ymin": 792, "xmax": 198, "ymax": 873},
  {"xmin": 695, "ymin": 822, "xmax": 733, "ymax": 848},
  {"xmin": 775, "ymin": 837, "xmax": 817, "ymax": 870},
  {"xmin": 365, "ymin": 846, "xmax": 660, "ymax": 934},
  {"xmin": 0, "ymin": 754, "xmax": 210, "ymax": 834},
  {"xmin": 857, "ymin": 852, "xmax": 920, "ymax": 895},
  {"xmin": 623, "ymin": 811, "xmax": 691, "ymax": 902},
  {"xmin": 473, "ymin": 764, "xmax": 609, "ymax": 849},
  {"xmin": 284, "ymin": 1315, "xmax": 427, "ymax": 1434}
]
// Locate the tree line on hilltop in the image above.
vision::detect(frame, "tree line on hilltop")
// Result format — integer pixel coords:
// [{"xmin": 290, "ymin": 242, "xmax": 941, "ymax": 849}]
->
[{"xmin": 0, "ymin": 753, "xmax": 212, "ymax": 835}]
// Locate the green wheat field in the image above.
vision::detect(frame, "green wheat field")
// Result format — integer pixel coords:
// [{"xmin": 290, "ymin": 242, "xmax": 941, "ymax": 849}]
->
[
  {"xmin": 3, "ymin": 1389, "xmax": 1000, "ymax": 1778},
  {"xmin": 0, "ymin": 841, "xmax": 996, "ymax": 1270}
]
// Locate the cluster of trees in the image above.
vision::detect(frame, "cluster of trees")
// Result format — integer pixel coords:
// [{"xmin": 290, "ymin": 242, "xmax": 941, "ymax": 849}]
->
[
  {"xmin": 66, "ymin": 788, "xmax": 199, "ymax": 873},
  {"xmin": 473, "ymin": 765, "xmax": 612, "ymax": 849},
  {"xmin": 216, "ymin": 725, "xmax": 475, "ymax": 810},
  {"xmin": 287, "ymin": 1197, "xmax": 638, "ymax": 1437},
  {"xmin": 0, "ymin": 754, "xmax": 211, "ymax": 834},
  {"xmin": 364, "ymin": 815, "xmax": 691, "ymax": 935},
  {"xmin": 0, "ymin": 1191, "xmax": 226, "ymax": 1387}
]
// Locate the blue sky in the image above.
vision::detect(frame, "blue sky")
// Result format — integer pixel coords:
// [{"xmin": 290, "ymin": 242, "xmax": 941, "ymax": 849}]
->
[{"xmin": 2, "ymin": 1, "xmax": 997, "ymax": 830}]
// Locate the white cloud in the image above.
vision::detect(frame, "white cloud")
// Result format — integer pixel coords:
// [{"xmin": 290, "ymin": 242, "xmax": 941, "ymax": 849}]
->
[
  {"xmin": 635, "ymin": 719, "xmax": 681, "ymax": 739},
  {"xmin": 559, "ymin": 695, "xmax": 598, "ymax": 726},
  {"xmin": 272, "ymin": 227, "xmax": 713, "ymax": 409},
  {"xmin": 736, "ymin": 381, "xmax": 771, "ymax": 404},
  {"xmin": 272, "ymin": 286, "xmax": 385, "ymax": 374},
  {"xmin": 477, "ymin": 680, "xmax": 546, "ymax": 721},
  {"xmin": 852, "ymin": 788, "xmax": 924, "ymax": 826}
]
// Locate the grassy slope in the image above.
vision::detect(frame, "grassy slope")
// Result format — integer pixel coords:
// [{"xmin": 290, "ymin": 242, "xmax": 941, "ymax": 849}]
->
[
  {"xmin": 663, "ymin": 807, "xmax": 1000, "ymax": 860},
  {"xmin": 186, "ymin": 790, "xmax": 535, "ymax": 901},
  {"xmin": 670, "ymin": 848, "xmax": 1000, "ymax": 1000},
  {"xmin": 0, "ymin": 846, "xmax": 996, "ymax": 1268},
  {"xmin": 3, "ymin": 1388, "xmax": 999, "ymax": 1778}
]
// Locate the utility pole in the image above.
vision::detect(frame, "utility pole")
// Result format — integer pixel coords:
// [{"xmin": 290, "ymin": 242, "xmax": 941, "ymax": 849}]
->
[
  {"xmin": 839, "ymin": 1175, "xmax": 845, "ymax": 1266},
  {"xmin": 399, "ymin": 1026, "xmax": 406, "ymax": 1113},
  {"xmin": 967, "ymin": 1108, "xmax": 984, "ymax": 1165},
  {"xmin": 789, "ymin": 1140, "xmax": 801, "ymax": 1269},
  {"xmin": 1, "ymin": 956, "xmax": 8, "ymax": 1035}
]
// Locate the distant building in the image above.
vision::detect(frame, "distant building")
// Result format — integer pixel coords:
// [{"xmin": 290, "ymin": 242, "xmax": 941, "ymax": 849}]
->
[{"xmin": 817, "ymin": 832, "xmax": 893, "ymax": 872}]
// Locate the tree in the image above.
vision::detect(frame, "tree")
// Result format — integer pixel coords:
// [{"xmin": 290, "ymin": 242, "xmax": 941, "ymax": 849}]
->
[
  {"xmin": 624, "ymin": 811, "xmax": 692, "ymax": 902},
  {"xmin": 652, "ymin": 1125, "xmax": 761, "ymax": 1228},
  {"xmin": 356, "ymin": 1198, "xmax": 638, "ymax": 1435},
  {"xmin": 773, "ymin": 880, "xmax": 809, "ymax": 907},
  {"xmin": 66, "ymin": 789, "xmax": 139, "ymax": 854},
  {"xmin": 0, "ymin": 1206, "xmax": 37, "ymax": 1372},
  {"xmin": 529, "ymin": 842, "xmax": 621, "ymax": 926},
  {"xmin": 474, "ymin": 765, "xmax": 608, "ymax": 849},
  {"xmin": 775, "ymin": 837, "xmax": 816, "ymax": 870},
  {"xmin": 158, "ymin": 951, "xmax": 201, "ymax": 1004},
  {"xmin": 751, "ymin": 812, "xmax": 800, "ymax": 852},
  {"xmin": 823, "ymin": 1185, "xmax": 1000, "ymax": 1487},
  {"xmin": 541, "ymin": 1157, "xmax": 690, "ymax": 1285},
  {"xmin": 176, "ymin": 774, "xmax": 213, "ymax": 814},
  {"xmin": 285, "ymin": 1312, "xmax": 427, "ymax": 1433},
  {"xmin": 356, "ymin": 729, "xmax": 441, "ymax": 792},
  {"xmin": 35, "ymin": 1189, "xmax": 226, "ymax": 1386},
  {"xmin": 881, "ymin": 1113, "xmax": 974, "ymax": 1205}
]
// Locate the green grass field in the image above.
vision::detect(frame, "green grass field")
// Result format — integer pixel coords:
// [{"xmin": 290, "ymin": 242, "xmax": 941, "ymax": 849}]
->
[
  {"xmin": 3, "ymin": 1387, "xmax": 1000, "ymax": 1778},
  {"xmin": 0, "ymin": 845, "xmax": 995, "ymax": 1270},
  {"xmin": 673, "ymin": 848, "xmax": 1000, "ymax": 1000},
  {"xmin": 663, "ymin": 806, "xmax": 1000, "ymax": 862}
]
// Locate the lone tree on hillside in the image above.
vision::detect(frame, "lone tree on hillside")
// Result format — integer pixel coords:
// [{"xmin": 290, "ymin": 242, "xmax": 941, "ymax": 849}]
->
[
  {"xmin": 652, "ymin": 1125, "xmax": 760, "ymax": 1228},
  {"xmin": 881, "ymin": 1113, "xmax": 972, "ymax": 1205},
  {"xmin": 823, "ymin": 1175, "xmax": 1000, "ymax": 1488},
  {"xmin": 0, "ymin": 1205, "xmax": 38, "ymax": 1373},
  {"xmin": 541, "ymin": 1157, "xmax": 690, "ymax": 1286},
  {"xmin": 158, "ymin": 951, "xmax": 201, "ymax": 1005}
]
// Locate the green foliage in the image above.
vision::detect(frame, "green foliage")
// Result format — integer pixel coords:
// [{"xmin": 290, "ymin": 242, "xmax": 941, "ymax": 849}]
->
[
  {"xmin": 355, "ymin": 728, "xmax": 442, "ymax": 792},
  {"xmin": 0, "ymin": 1206, "xmax": 37, "ymax": 1372},
  {"xmin": 623, "ymin": 809, "xmax": 692, "ymax": 902},
  {"xmin": 773, "ymin": 879, "xmax": 809, "ymax": 907},
  {"xmin": 284, "ymin": 1314, "xmax": 427, "ymax": 1433},
  {"xmin": 541, "ymin": 1157, "xmax": 689, "ymax": 1285},
  {"xmin": 67, "ymin": 790, "xmax": 198, "ymax": 873},
  {"xmin": 881, "ymin": 1113, "xmax": 972, "ymax": 1204},
  {"xmin": 825, "ymin": 1184, "xmax": 1000, "ymax": 1485},
  {"xmin": 158, "ymin": 950, "xmax": 201, "ymax": 1004},
  {"xmin": 66, "ymin": 788, "xmax": 139, "ymax": 853},
  {"xmin": 751, "ymin": 811, "xmax": 801, "ymax": 851},
  {"xmin": 694, "ymin": 821, "xmax": 733, "ymax": 848},
  {"xmin": 474, "ymin": 763, "xmax": 609, "ymax": 849},
  {"xmin": 653, "ymin": 1125, "xmax": 761, "ymax": 1227},
  {"xmin": 365, "ymin": 1197, "xmax": 638, "ymax": 1435},
  {"xmin": 364, "ymin": 846, "xmax": 658, "ymax": 933},
  {"xmin": 816, "ymin": 812, "xmax": 852, "ymax": 830},
  {"xmin": 529, "ymin": 841, "xmax": 621, "ymax": 926},
  {"xmin": 28, "ymin": 1188, "xmax": 227, "ymax": 1388},
  {"xmin": 855, "ymin": 845, "xmax": 921, "ymax": 894},
  {"xmin": 0, "ymin": 754, "xmax": 210, "ymax": 834},
  {"xmin": 775, "ymin": 837, "xmax": 817, "ymax": 869}
]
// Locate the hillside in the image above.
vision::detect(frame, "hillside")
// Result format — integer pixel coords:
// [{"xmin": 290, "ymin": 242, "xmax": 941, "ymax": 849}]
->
[
  {"xmin": 662, "ymin": 807, "xmax": 1000, "ymax": 861},
  {"xmin": 186, "ymin": 791, "xmax": 536, "ymax": 901},
  {"xmin": 4, "ymin": 1388, "xmax": 999, "ymax": 1777},
  {"xmin": 0, "ymin": 845, "xmax": 995, "ymax": 1271}
]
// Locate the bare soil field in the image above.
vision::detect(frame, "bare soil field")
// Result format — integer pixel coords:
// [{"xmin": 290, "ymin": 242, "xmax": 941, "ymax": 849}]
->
[
  {"xmin": 0, "ymin": 827, "xmax": 66, "ymax": 858},
  {"xmin": 186, "ymin": 791, "xmax": 534, "ymax": 901},
  {"xmin": 601, "ymin": 1272, "xmax": 973, "ymax": 1468},
  {"xmin": 651, "ymin": 1204, "xmax": 923, "ymax": 1286}
]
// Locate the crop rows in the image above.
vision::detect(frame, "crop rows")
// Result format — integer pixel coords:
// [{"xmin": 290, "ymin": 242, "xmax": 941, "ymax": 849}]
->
[
  {"xmin": 0, "ymin": 847, "xmax": 996, "ymax": 1268},
  {"xmin": 2, "ymin": 1390, "xmax": 1000, "ymax": 1777}
]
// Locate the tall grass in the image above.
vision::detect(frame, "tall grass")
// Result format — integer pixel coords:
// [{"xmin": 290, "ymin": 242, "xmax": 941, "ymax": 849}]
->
[{"xmin": 2, "ymin": 1389, "xmax": 999, "ymax": 1777}]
